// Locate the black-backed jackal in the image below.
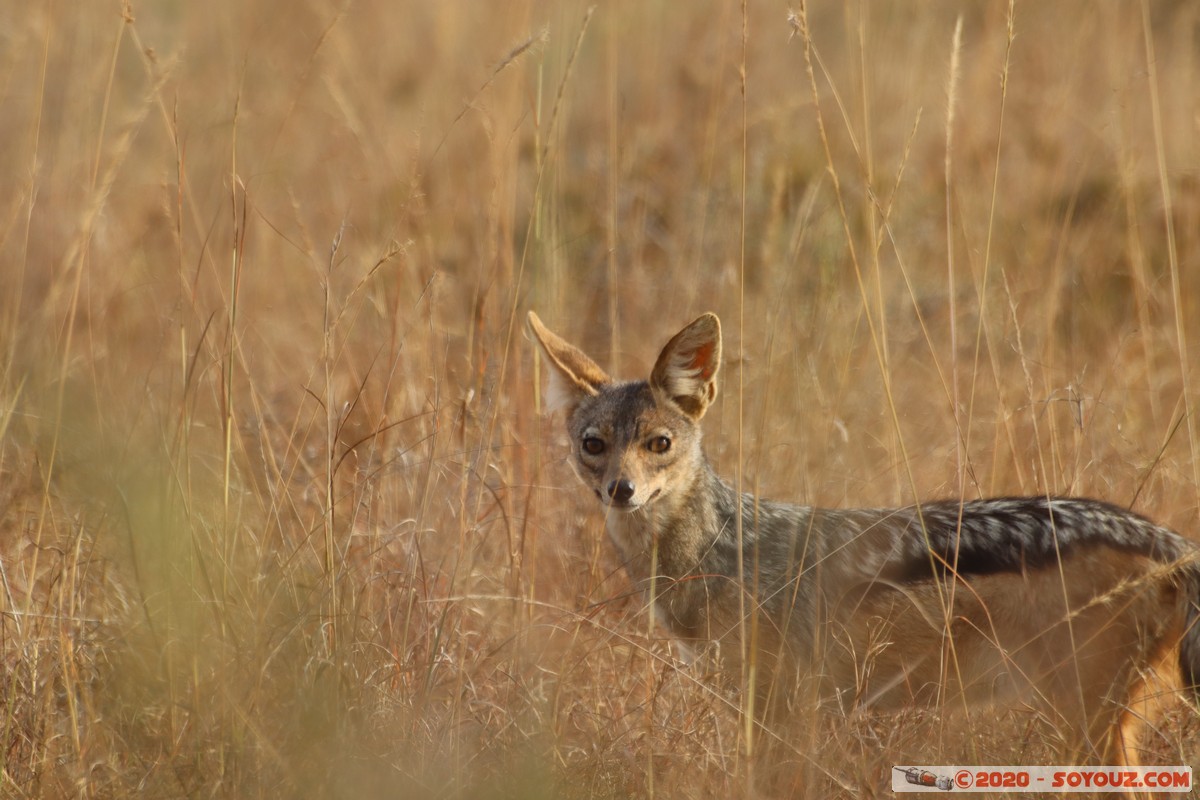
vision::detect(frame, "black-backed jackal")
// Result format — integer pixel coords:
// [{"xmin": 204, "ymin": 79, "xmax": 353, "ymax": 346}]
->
[{"xmin": 528, "ymin": 310, "xmax": 1200, "ymax": 766}]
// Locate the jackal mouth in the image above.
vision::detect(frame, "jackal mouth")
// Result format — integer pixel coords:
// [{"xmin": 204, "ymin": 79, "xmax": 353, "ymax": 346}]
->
[{"xmin": 593, "ymin": 488, "xmax": 661, "ymax": 512}]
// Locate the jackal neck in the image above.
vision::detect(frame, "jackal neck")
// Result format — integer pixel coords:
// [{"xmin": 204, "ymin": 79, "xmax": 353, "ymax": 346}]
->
[{"xmin": 605, "ymin": 455, "xmax": 733, "ymax": 581}]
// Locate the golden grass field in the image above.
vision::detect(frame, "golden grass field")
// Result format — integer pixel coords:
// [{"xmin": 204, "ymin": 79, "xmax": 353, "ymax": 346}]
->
[{"xmin": 2, "ymin": 1, "xmax": 1199, "ymax": 797}]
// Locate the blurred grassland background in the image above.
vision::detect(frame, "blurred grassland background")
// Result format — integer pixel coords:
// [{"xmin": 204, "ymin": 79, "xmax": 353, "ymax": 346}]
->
[{"xmin": 1, "ymin": 1, "xmax": 1199, "ymax": 797}]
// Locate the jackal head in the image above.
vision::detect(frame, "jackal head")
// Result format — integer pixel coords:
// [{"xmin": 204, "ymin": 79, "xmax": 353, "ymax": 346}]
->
[{"xmin": 527, "ymin": 311, "xmax": 721, "ymax": 513}]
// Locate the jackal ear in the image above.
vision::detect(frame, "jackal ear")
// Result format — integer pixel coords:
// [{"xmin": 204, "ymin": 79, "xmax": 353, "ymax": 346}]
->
[
  {"xmin": 527, "ymin": 311, "xmax": 612, "ymax": 414},
  {"xmin": 650, "ymin": 313, "xmax": 721, "ymax": 419}
]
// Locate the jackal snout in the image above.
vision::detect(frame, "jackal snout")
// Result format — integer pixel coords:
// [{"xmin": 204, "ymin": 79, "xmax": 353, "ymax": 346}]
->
[{"xmin": 605, "ymin": 477, "xmax": 635, "ymax": 505}]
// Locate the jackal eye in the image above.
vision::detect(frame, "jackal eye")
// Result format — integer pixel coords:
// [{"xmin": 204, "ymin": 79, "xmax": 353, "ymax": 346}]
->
[
  {"xmin": 581, "ymin": 437, "xmax": 605, "ymax": 455},
  {"xmin": 647, "ymin": 435, "xmax": 671, "ymax": 454}
]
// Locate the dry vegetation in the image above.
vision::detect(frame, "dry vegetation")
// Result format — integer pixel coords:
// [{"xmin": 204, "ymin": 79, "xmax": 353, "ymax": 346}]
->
[{"xmin": 1, "ymin": 1, "xmax": 1199, "ymax": 797}]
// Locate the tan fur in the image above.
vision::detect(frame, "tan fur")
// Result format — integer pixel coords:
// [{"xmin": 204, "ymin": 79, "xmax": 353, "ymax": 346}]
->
[{"xmin": 819, "ymin": 550, "xmax": 1180, "ymax": 763}]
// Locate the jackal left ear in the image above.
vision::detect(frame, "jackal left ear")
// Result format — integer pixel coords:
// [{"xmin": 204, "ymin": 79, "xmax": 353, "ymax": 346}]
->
[
  {"xmin": 651, "ymin": 313, "xmax": 721, "ymax": 419},
  {"xmin": 527, "ymin": 311, "xmax": 612, "ymax": 414}
]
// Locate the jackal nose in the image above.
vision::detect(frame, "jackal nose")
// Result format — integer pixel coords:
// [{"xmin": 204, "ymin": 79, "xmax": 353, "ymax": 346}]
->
[{"xmin": 607, "ymin": 478, "xmax": 635, "ymax": 504}]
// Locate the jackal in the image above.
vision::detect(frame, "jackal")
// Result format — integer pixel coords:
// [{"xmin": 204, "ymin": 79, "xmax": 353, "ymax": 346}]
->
[{"xmin": 528, "ymin": 310, "xmax": 1200, "ymax": 764}]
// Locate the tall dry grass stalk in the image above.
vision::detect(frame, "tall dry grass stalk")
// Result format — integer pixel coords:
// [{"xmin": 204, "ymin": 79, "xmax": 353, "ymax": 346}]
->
[{"xmin": 0, "ymin": 1, "xmax": 1198, "ymax": 797}]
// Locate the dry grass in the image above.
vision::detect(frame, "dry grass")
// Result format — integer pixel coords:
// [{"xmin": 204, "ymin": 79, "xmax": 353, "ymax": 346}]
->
[{"xmin": 1, "ymin": 1, "xmax": 1199, "ymax": 797}]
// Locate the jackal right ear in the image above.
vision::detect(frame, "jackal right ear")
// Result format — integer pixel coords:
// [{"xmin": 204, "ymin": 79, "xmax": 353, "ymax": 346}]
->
[
  {"xmin": 527, "ymin": 311, "xmax": 612, "ymax": 414},
  {"xmin": 651, "ymin": 313, "xmax": 721, "ymax": 419}
]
